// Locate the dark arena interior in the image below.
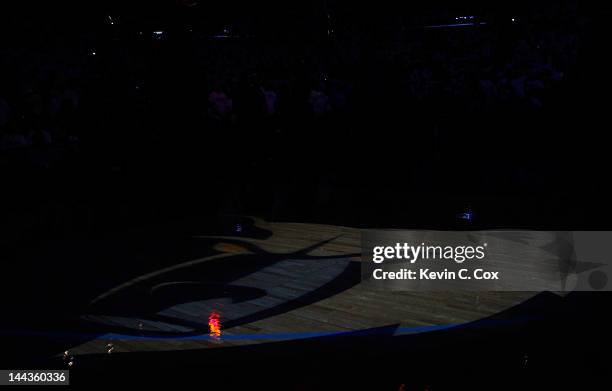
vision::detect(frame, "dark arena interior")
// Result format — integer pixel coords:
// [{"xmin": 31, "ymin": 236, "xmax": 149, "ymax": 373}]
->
[{"xmin": 0, "ymin": 0, "xmax": 611, "ymax": 389}]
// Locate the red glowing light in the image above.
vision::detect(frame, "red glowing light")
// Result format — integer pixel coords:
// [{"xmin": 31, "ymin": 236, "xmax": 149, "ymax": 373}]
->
[{"xmin": 208, "ymin": 311, "xmax": 222, "ymax": 339}]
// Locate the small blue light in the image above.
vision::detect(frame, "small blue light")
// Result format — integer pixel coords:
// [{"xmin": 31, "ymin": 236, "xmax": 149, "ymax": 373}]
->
[{"xmin": 457, "ymin": 210, "xmax": 473, "ymax": 222}]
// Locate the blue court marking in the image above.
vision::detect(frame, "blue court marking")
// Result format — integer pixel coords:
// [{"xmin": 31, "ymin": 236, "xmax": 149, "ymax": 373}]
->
[{"xmin": 1, "ymin": 318, "xmax": 527, "ymax": 342}]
